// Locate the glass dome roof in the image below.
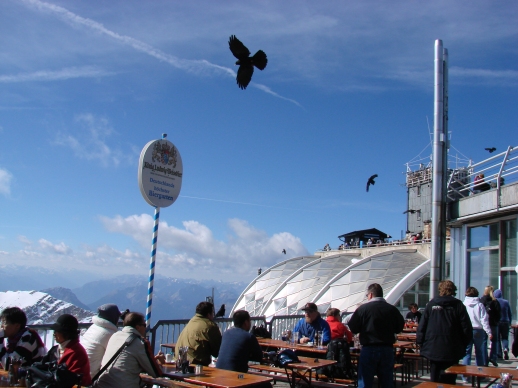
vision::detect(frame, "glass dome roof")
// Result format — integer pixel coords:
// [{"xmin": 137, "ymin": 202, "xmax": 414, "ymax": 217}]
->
[{"xmin": 231, "ymin": 249, "xmax": 431, "ymax": 319}]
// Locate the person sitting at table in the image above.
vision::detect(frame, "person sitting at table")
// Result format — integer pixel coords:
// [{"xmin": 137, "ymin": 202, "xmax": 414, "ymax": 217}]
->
[
  {"xmin": 216, "ymin": 310, "xmax": 264, "ymax": 373},
  {"xmin": 49, "ymin": 313, "xmax": 92, "ymax": 386},
  {"xmin": 94, "ymin": 312, "xmax": 163, "ymax": 388},
  {"xmin": 175, "ymin": 301, "xmax": 222, "ymax": 366},
  {"xmin": 348, "ymin": 283, "xmax": 405, "ymax": 388},
  {"xmin": 0, "ymin": 307, "xmax": 46, "ymax": 366},
  {"xmin": 325, "ymin": 308, "xmax": 353, "ymax": 343},
  {"xmin": 82, "ymin": 303, "xmax": 122, "ymax": 378},
  {"xmin": 293, "ymin": 302, "xmax": 331, "ymax": 346},
  {"xmin": 405, "ymin": 303, "xmax": 422, "ymax": 323}
]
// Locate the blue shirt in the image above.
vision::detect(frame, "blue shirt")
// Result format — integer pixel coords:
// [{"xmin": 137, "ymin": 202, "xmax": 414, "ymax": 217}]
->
[
  {"xmin": 216, "ymin": 327, "xmax": 263, "ymax": 373},
  {"xmin": 293, "ymin": 316, "xmax": 331, "ymax": 345}
]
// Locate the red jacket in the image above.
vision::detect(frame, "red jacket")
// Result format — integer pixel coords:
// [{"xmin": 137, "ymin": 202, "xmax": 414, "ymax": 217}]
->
[
  {"xmin": 326, "ymin": 316, "xmax": 353, "ymax": 342},
  {"xmin": 59, "ymin": 338, "xmax": 92, "ymax": 386}
]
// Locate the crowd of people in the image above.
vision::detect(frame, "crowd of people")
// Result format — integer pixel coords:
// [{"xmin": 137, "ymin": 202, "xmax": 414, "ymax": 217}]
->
[
  {"xmin": 0, "ymin": 304, "xmax": 163, "ymax": 387},
  {"xmin": 0, "ymin": 282, "xmax": 514, "ymax": 388}
]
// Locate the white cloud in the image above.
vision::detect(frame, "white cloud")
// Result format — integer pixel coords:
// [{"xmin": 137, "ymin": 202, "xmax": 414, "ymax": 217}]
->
[
  {"xmin": 38, "ymin": 238, "xmax": 72, "ymax": 255},
  {"xmin": 449, "ymin": 67, "xmax": 518, "ymax": 86},
  {"xmin": 54, "ymin": 113, "xmax": 135, "ymax": 167},
  {"xmin": 0, "ymin": 168, "xmax": 13, "ymax": 196},
  {"xmin": 1, "ymin": 216, "xmax": 307, "ymax": 281},
  {"xmin": 0, "ymin": 66, "xmax": 113, "ymax": 83},
  {"xmin": 100, "ymin": 214, "xmax": 309, "ymax": 275}
]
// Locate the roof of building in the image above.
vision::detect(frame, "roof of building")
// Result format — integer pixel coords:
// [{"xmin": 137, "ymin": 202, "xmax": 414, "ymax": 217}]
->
[
  {"xmin": 338, "ymin": 228, "xmax": 391, "ymax": 241},
  {"xmin": 231, "ymin": 248, "xmax": 429, "ymax": 319}
]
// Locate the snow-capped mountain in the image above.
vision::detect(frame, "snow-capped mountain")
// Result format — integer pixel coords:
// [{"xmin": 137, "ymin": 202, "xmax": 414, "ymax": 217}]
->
[{"xmin": 0, "ymin": 290, "xmax": 94, "ymax": 324}]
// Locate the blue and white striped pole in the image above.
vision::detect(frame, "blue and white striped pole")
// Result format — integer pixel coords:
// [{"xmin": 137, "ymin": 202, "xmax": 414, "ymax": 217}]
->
[{"xmin": 145, "ymin": 206, "xmax": 160, "ymax": 332}]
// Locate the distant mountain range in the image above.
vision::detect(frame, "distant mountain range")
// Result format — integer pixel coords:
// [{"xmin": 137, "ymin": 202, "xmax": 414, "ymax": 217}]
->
[
  {"xmin": 0, "ymin": 290, "xmax": 94, "ymax": 324},
  {"xmin": 0, "ymin": 267, "xmax": 246, "ymax": 325}
]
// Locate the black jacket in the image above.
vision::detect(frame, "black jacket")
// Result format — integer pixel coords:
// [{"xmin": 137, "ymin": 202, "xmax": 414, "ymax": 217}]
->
[
  {"xmin": 348, "ymin": 298, "xmax": 405, "ymax": 347},
  {"xmin": 480, "ymin": 295, "xmax": 501, "ymax": 327},
  {"xmin": 417, "ymin": 295, "xmax": 473, "ymax": 362}
]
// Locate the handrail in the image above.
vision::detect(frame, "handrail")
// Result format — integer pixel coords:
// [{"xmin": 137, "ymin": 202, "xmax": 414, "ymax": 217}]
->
[
  {"xmin": 447, "ymin": 145, "xmax": 517, "ymax": 200},
  {"xmin": 149, "ymin": 316, "xmax": 268, "ymax": 353}
]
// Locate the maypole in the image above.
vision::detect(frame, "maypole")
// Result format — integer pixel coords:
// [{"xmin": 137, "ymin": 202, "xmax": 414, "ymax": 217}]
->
[
  {"xmin": 145, "ymin": 206, "xmax": 160, "ymax": 328},
  {"xmin": 138, "ymin": 133, "xmax": 183, "ymax": 331}
]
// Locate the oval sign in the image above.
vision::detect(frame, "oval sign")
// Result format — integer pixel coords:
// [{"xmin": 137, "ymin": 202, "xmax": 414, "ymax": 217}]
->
[{"xmin": 138, "ymin": 138, "xmax": 183, "ymax": 208}]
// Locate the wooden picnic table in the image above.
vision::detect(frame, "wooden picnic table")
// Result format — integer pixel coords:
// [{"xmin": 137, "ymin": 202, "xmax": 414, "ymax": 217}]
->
[
  {"xmin": 412, "ymin": 382, "xmax": 458, "ymax": 388},
  {"xmin": 161, "ymin": 365, "xmax": 273, "ymax": 388},
  {"xmin": 249, "ymin": 356, "xmax": 338, "ymax": 388},
  {"xmin": 140, "ymin": 374, "xmax": 200, "ymax": 388},
  {"xmin": 397, "ymin": 333, "xmax": 417, "ymax": 341},
  {"xmin": 445, "ymin": 364, "xmax": 515, "ymax": 388},
  {"xmin": 0, "ymin": 370, "xmax": 11, "ymax": 387},
  {"xmin": 256, "ymin": 337, "xmax": 327, "ymax": 355}
]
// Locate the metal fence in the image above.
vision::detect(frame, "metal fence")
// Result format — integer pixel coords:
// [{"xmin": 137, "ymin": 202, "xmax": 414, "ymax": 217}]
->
[
  {"xmin": 447, "ymin": 145, "xmax": 518, "ymax": 200},
  {"xmin": 149, "ymin": 316, "xmax": 269, "ymax": 354},
  {"xmin": 268, "ymin": 315, "xmax": 303, "ymax": 340}
]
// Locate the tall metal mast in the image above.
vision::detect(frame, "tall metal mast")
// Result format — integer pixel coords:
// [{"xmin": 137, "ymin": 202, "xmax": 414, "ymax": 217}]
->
[{"xmin": 430, "ymin": 40, "xmax": 448, "ymax": 299}]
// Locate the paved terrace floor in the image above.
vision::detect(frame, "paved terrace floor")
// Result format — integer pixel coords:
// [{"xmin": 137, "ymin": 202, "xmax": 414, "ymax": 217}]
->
[{"xmin": 270, "ymin": 354, "xmax": 518, "ymax": 388}]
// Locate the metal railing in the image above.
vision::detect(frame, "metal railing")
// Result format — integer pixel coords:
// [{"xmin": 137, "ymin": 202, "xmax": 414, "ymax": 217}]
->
[
  {"xmin": 149, "ymin": 316, "xmax": 268, "ymax": 353},
  {"xmin": 447, "ymin": 145, "xmax": 518, "ymax": 200},
  {"xmin": 28, "ymin": 323, "xmax": 93, "ymax": 349},
  {"xmin": 268, "ymin": 315, "xmax": 304, "ymax": 340},
  {"xmin": 29, "ymin": 314, "xmax": 355, "ymax": 353}
]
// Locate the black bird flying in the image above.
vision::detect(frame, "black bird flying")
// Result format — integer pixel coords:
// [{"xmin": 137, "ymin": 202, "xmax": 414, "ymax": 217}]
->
[
  {"xmin": 282, "ymin": 249, "xmax": 286, "ymax": 254},
  {"xmin": 403, "ymin": 209, "xmax": 417, "ymax": 214},
  {"xmin": 485, "ymin": 147, "xmax": 497, "ymax": 153},
  {"xmin": 366, "ymin": 174, "xmax": 378, "ymax": 192},
  {"xmin": 215, "ymin": 304, "xmax": 225, "ymax": 318},
  {"xmin": 228, "ymin": 35, "xmax": 268, "ymax": 90}
]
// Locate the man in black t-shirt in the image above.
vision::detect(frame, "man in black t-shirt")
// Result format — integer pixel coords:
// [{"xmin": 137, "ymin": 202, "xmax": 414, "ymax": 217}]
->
[{"xmin": 405, "ymin": 303, "xmax": 422, "ymax": 323}]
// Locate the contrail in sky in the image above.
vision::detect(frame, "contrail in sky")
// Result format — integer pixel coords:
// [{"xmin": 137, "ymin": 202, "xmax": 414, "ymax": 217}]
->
[
  {"xmin": 180, "ymin": 195, "xmax": 316, "ymax": 212},
  {"xmin": 18, "ymin": 0, "xmax": 301, "ymax": 106}
]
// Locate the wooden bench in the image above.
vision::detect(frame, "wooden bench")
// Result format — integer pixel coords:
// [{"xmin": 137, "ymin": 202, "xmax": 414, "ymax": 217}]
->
[
  {"xmin": 140, "ymin": 374, "xmax": 199, "ymax": 388},
  {"xmin": 248, "ymin": 363, "xmax": 355, "ymax": 387}
]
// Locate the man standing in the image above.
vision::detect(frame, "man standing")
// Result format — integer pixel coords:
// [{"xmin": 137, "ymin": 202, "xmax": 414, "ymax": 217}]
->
[
  {"xmin": 494, "ymin": 289, "xmax": 512, "ymax": 360},
  {"xmin": 293, "ymin": 303, "xmax": 331, "ymax": 346},
  {"xmin": 175, "ymin": 302, "xmax": 222, "ymax": 366},
  {"xmin": 348, "ymin": 283, "xmax": 405, "ymax": 388},
  {"xmin": 216, "ymin": 310, "xmax": 263, "ymax": 373},
  {"xmin": 417, "ymin": 280, "xmax": 473, "ymax": 384}
]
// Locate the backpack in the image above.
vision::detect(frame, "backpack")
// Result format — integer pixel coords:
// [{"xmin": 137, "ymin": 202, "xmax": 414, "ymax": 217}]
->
[
  {"xmin": 251, "ymin": 325, "xmax": 272, "ymax": 339},
  {"xmin": 26, "ymin": 361, "xmax": 83, "ymax": 388},
  {"xmin": 324, "ymin": 338, "xmax": 356, "ymax": 380},
  {"xmin": 484, "ymin": 298, "xmax": 501, "ymax": 327},
  {"xmin": 265, "ymin": 349, "xmax": 300, "ymax": 367}
]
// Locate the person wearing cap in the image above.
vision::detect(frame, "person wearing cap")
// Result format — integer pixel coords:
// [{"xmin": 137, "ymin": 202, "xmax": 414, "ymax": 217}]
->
[
  {"xmin": 348, "ymin": 283, "xmax": 405, "ymax": 388},
  {"xmin": 293, "ymin": 302, "xmax": 331, "ymax": 346},
  {"xmin": 50, "ymin": 313, "xmax": 92, "ymax": 386},
  {"xmin": 0, "ymin": 307, "xmax": 47, "ymax": 366},
  {"xmin": 82, "ymin": 304, "xmax": 121, "ymax": 378}
]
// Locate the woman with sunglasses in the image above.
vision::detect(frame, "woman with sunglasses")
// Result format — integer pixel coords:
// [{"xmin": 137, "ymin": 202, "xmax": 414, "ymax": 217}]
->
[{"xmin": 93, "ymin": 312, "xmax": 163, "ymax": 388}]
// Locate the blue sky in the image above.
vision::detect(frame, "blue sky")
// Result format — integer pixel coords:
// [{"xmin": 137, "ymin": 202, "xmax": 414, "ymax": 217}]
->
[{"xmin": 0, "ymin": 0, "xmax": 517, "ymax": 285}]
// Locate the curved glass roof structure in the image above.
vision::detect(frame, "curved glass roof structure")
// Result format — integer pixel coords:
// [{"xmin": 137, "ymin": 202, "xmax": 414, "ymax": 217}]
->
[{"xmin": 232, "ymin": 249, "xmax": 432, "ymax": 319}]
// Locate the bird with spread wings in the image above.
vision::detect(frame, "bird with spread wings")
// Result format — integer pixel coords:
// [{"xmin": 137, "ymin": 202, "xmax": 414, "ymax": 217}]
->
[
  {"xmin": 366, "ymin": 174, "xmax": 378, "ymax": 192},
  {"xmin": 228, "ymin": 35, "xmax": 268, "ymax": 89}
]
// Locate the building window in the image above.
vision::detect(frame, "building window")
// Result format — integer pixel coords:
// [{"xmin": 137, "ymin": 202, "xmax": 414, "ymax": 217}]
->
[{"xmin": 466, "ymin": 217, "xmax": 518, "ymax": 323}]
